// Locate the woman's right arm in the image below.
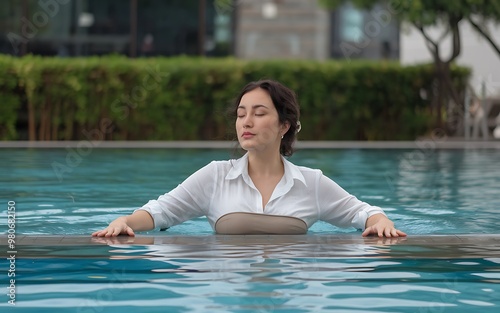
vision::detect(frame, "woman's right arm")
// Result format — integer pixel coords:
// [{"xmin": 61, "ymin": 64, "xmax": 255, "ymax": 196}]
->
[
  {"xmin": 91, "ymin": 210, "xmax": 154, "ymax": 237},
  {"xmin": 92, "ymin": 161, "xmax": 217, "ymax": 237}
]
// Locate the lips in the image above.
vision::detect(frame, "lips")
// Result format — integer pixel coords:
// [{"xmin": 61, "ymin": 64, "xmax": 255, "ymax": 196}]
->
[{"xmin": 241, "ymin": 132, "xmax": 255, "ymax": 139}]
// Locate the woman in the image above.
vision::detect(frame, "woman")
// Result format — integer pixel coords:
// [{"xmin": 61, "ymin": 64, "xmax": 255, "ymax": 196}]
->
[{"xmin": 92, "ymin": 80, "xmax": 406, "ymax": 238}]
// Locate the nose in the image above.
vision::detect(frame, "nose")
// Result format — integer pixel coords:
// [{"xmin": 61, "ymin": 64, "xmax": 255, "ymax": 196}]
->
[{"xmin": 242, "ymin": 114, "xmax": 253, "ymax": 128}]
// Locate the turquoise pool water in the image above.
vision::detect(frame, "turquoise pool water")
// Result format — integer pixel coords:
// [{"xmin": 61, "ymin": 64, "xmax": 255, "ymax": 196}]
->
[
  {"xmin": 1, "ymin": 148, "xmax": 499, "ymax": 235},
  {"xmin": 1, "ymin": 234, "xmax": 500, "ymax": 312},
  {"xmin": 1, "ymin": 147, "xmax": 500, "ymax": 312}
]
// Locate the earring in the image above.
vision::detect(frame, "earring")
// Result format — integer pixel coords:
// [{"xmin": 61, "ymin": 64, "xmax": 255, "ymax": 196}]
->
[{"xmin": 281, "ymin": 135, "xmax": 284, "ymax": 139}]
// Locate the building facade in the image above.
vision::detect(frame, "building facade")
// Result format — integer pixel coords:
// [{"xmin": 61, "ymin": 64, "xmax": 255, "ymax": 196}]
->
[
  {"xmin": 0, "ymin": 0, "xmax": 231, "ymax": 57},
  {"xmin": 235, "ymin": 0, "xmax": 399, "ymax": 61},
  {"xmin": 0, "ymin": 0, "xmax": 399, "ymax": 61},
  {"xmin": 234, "ymin": 0, "xmax": 330, "ymax": 60}
]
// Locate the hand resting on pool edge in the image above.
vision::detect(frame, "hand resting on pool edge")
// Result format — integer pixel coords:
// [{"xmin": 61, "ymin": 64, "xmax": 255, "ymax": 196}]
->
[
  {"xmin": 91, "ymin": 210, "xmax": 406, "ymax": 238},
  {"xmin": 91, "ymin": 80, "xmax": 406, "ymax": 238},
  {"xmin": 92, "ymin": 210, "xmax": 153, "ymax": 237}
]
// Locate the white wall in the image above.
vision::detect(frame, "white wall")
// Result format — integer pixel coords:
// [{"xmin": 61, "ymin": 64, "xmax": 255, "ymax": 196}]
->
[{"xmin": 400, "ymin": 21, "xmax": 500, "ymax": 97}]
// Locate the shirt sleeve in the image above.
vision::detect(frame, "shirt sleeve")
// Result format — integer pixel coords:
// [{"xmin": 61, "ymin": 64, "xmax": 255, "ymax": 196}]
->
[
  {"xmin": 135, "ymin": 161, "xmax": 216, "ymax": 229},
  {"xmin": 316, "ymin": 173, "xmax": 386, "ymax": 230}
]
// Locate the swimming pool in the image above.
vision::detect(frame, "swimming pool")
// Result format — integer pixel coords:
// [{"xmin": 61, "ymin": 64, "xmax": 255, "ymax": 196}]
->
[
  {"xmin": 1, "ymin": 145, "xmax": 499, "ymax": 235},
  {"xmin": 1, "ymin": 144, "xmax": 500, "ymax": 311}
]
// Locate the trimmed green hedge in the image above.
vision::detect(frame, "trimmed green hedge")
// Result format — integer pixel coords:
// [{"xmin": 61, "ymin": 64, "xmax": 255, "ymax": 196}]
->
[{"xmin": 0, "ymin": 55, "xmax": 470, "ymax": 140}]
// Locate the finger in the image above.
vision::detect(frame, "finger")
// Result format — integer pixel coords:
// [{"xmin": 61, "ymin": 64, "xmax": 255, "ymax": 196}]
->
[
  {"xmin": 384, "ymin": 228, "xmax": 392, "ymax": 238},
  {"xmin": 390, "ymin": 228, "xmax": 399, "ymax": 237},
  {"xmin": 126, "ymin": 227, "xmax": 135, "ymax": 237},
  {"xmin": 92, "ymin": 230, "xmax": 105, "ymax": 237},
  {"xmin": 112, "ymin": 227, "xmax": 122, "ymax": 237},
  {"xmin": 362, "ymin": 226, "xmax": 373, "ymax": 237},
  {"xmin": 396, "ymin": 229, "xmax": 407, "ymax": 237},
  {"xmin": 104, "ymin": 229, "xmax": 115, "ymax": 237}
]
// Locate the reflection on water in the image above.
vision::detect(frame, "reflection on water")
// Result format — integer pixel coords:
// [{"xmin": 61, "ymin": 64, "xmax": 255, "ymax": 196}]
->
[{"xmin": 2, "ymin": 237, "xmax": 500, "ymax": 313}]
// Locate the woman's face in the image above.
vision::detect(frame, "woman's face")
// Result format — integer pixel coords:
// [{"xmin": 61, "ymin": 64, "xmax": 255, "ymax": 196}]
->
[{"xmin": 236, "ymin": 88, "xmax": 289, "ymax": 154}]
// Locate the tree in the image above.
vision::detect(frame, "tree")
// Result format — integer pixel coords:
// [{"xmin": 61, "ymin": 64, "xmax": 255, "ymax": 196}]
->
[
  {"xmin": 466, "ymin": 1, "xmax": 500, "ymax": 57},
  {"xmin": 320, "ymin": 0, "xmax": 500, "ymax": 134}
]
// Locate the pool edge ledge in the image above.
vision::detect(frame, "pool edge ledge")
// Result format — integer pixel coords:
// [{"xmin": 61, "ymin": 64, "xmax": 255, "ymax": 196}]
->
[{"xmin": 2, "ymin": 233, "xmax": 500, "ymax": 246}]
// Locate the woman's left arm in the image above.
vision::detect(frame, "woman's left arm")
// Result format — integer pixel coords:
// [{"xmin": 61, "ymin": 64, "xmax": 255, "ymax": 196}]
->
[{"xmin": 362, "ymin": 213, "xmax": 407, "ymax": 237}]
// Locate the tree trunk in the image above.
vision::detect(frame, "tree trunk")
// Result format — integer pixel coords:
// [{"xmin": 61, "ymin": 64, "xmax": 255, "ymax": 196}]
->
[{"xmin": 28, "ymin": 99, "xmax": 35, "ymax": 141}]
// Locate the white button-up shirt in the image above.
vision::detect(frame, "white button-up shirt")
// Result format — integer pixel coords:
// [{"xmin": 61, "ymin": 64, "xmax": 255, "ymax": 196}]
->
[{"xmin": 138, "ymin": 153, "xmax": 386, "ymax": 232}]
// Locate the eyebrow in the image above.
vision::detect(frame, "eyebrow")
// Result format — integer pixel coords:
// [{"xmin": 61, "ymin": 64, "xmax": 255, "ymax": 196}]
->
[{"xmin": 237, "ymin": 104, "xmax": 270, "ymax": 110}]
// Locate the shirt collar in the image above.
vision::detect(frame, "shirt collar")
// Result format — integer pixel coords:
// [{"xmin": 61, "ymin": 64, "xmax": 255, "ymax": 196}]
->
[
  {"xmin": 282, "ymin": 156, "xmax": 307, "ymax": 187},
  {"xmin": 226, "ymin": 153, "xmax": 307, "ymax": 187},
  {"xmin": 225, "ymin": 153, "xmax": 249, "ymax": 180}
]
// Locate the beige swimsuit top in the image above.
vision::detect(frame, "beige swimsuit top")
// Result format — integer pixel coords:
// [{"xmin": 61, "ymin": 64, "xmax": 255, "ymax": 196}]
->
[{"xmin": 215, "ymin": 212, "xmax": 308, "ymax": 235}]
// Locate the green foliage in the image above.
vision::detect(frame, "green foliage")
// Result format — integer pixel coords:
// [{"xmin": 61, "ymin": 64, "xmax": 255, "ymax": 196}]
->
[
  {"xmin": 0, "ymin": 55, "xmax": 470, "ymax": 141},
  {"xmin": 319, "ymin": 0, "xmax": 500, "ymax": 21},
  {"xmin": 0, "ymin": 55, "xmax": 21, "ymax": 139}
]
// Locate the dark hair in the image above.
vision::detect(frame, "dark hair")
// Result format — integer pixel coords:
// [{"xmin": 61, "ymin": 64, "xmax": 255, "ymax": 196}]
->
[{"xmin": 230, "ymin": 80, "xmax": 300, "ymax": 157}]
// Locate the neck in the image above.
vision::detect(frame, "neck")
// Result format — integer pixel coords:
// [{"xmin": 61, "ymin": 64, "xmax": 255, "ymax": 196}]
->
[{"xmin": 247, "ymin": 151, "xmax": 284, "ymax": 177}]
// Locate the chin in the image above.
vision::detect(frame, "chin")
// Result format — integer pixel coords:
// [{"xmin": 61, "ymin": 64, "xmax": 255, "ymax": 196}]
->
[
  {"xmin": 239, "ymin": 141, "xmax": 259, "ymax": 152},
  {"xmin": 239, "ymin": 143, "xmax": 252, "ymax": 151}
]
